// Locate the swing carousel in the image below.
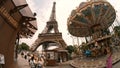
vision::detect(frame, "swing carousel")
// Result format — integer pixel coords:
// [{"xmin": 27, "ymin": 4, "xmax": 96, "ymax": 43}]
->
[{"xmin": 67, "ymin": 0, "xmax": 116, "ymax": 57}]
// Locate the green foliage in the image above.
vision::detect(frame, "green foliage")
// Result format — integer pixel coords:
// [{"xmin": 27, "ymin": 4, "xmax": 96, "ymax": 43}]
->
[
  {"xmin": 114, "ymin": 26, "xmax": 120, "ymax": 36},
  {"xmin": 66, "ymin": 45, "xmax": 75, "ymax": 54},
  {"xmin": 102, "ymin": 29, "xmax": 110, "ymax": 35},
  {"xmin": 18, "ymin": 42, "xmax": 30, "ymax": 51},
  {"xmin": 80, "ymin": 43, "xmax": 88, "ymax": 52},
  {"xmin": 73, "ymin": 45, "xmax": 80, "ymax": 55}
]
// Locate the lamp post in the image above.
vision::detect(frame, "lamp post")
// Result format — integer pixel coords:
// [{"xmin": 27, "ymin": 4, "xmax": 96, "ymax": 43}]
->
[
  {"xmin": 77, "ymin": 37, "xmax": 79, "ymax": 46},
  {"xmin": 70, "ymin": 35, "xmax": 75, "ymax": 45}
]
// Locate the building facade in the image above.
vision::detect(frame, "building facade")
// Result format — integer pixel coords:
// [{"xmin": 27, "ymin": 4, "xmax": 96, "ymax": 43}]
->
[{"xmin": 0, "ymin": 0, "xmax": 37, "ymax": 68}]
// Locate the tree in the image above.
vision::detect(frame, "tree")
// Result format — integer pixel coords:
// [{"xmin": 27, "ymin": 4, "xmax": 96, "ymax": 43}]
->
[
  {"xmin": 66, "ymin": 45, "xmax": 75, "ymax": 59},
  {"xmin": 114, "ymin": 26, "xmax": 120, "ymax": 36},
  {"xmin": 66, "ymin": 45, "xmax": 75, "ymax": 55},
  {"xmin": 18, "ymin": 42, "xmax": 30, "ymax": 51}
]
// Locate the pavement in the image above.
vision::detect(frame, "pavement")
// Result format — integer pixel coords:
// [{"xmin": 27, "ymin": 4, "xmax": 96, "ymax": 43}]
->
[
  {"xmin": 16, "ymin": 50, "xmax": 120, "ymax": 68},
  {"xmin": 70, "ymin": 50, "xmax": 120, "ymax": 68},
  {"xmin": 16, "ymin": 54, "xmax": 30, "ymax": 68},
  {"xmin": 16, "ymin": 54, "xmax": 74, "ymax": 68},
  {"xmin": 113, "ymin": 59, "xmax": 120, "ymax": 68},
  {"xmin": 44, "ymin": 64, "xmax": 73, "ymax": 68}
]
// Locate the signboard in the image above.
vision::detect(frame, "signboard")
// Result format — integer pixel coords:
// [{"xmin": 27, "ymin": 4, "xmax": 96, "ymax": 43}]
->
[{"xmin": 0, "ymin": 54, "xmax": 5, "ymax": 64}]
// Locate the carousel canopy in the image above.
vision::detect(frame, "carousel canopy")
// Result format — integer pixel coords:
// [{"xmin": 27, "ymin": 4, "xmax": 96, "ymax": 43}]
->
[{"xmin": 67, "ymin": 0, "xmax": 116, "ymax": 37}]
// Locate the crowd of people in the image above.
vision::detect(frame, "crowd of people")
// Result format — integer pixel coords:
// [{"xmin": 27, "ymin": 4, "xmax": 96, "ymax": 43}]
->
[{"xmin": 21, "ymin": 51, "xmax": 45, "ymax": 68}]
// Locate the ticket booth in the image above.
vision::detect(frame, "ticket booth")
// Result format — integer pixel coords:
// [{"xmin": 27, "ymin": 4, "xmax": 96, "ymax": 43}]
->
[
  {"xmin": 44, "ymin": 49, "xmax": 68, "ymax": 66},
  {"xmin": 44, "ymin": 50, "xmax": 57, "ymax": 66}
]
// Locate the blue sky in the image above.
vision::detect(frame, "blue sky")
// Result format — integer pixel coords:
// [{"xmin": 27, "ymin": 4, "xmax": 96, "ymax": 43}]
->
[{"xmin": 21, "ymin": 0, "xmax": 120, "ymax": 48}]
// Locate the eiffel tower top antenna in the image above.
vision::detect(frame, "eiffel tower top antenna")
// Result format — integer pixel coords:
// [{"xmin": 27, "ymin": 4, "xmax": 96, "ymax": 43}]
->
[{"xmin": 49, "ymin": 2, "xmax": 56, "ymax": 21}]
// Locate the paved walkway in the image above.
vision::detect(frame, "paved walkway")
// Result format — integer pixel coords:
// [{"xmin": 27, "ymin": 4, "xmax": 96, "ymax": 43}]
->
[
  {"xmin": 113, "ymin": 60, "xmax": 120, "ymax": 68},
  {"xmin": 16, "ymin": 54, "xmax": 30, "ymax": 68},
  {"xmin": 16, "ymin": 51, "xmax": 120, "ymax": 68},
  {"xmin": 44, "ymin": 64, "xmax": 73, "ymax": 68},
  {"xmin": 16, "ymin": 54, "xmax": 73, "ymax": 68},
  {"xmin": 70, "ymin": 51, "xmax": 120, "ymax": 68}
]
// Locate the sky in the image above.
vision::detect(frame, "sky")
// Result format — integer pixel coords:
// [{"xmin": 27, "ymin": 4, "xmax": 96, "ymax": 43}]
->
[{"xmin": 20, "ymin": 0, "xmax": 120, "ymax": 48}]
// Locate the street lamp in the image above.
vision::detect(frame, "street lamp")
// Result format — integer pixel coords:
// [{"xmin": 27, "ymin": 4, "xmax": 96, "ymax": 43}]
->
[{"xmin": 70, "ymin": 35, "xmax": 75, "ymax": 45}]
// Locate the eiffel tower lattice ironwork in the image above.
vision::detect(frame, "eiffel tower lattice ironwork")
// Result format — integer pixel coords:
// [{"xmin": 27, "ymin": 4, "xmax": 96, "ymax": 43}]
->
[{"xmin": 30, "ymin": 2, "xmax": 67, "ymax": 51}]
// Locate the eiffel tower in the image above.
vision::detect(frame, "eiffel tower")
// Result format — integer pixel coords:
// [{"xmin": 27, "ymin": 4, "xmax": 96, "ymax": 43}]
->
[{"xmin": 31, "ymin": 2, "xmax": 67, "ymax": 51}]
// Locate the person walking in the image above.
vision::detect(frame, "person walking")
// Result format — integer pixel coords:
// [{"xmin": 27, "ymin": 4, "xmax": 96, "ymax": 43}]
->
[
  {"xmin": 29, "ymin": 59, "xmax": 35, "ymax": 68},
  {"xmin": 37, "ymin": 57, "xmax": 44, "ymax": 68},
  {"xmin": 21, "ymin": 51, "xmax": 24, "ymax": 58},
  {"xmin": 106, "ymin": 52, "xmax": 112, "ymax": 68}
]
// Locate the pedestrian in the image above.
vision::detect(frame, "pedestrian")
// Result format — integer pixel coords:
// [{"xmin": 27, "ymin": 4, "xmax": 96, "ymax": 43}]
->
[
  {"xmin": 21, "ymin": 52, "xmax": 24, "ymax": 58},
  {"xmin": 37, "ymin": 57, "xmax": 44, "ymax": 68},
  {"xmin": 29, "ymin": 59, "xmax": 35, "ymax": 68},
  {"xmin": 28, "ymin": 55, "xmax": 32, "ymax": 62},
  {"xmin": 24, "ymin": 55, "xmax": 27, "ymax": 59},
  {"xmin": 37, "ymin": 59, "xmax": 42, "ymax": 68},
  {"xmin": 106, "ymin": 52, "xmax": 112, "ymax": 68}
]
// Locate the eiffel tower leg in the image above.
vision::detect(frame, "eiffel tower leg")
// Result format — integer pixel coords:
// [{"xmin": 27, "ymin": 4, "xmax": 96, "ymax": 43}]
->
[{"xmin": 54, "ymin": 24, "xmax": 59, "ymax": 33}]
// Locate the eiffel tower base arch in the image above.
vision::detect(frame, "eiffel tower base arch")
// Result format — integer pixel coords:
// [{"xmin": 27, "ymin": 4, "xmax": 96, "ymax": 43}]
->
[{"xmin": 31, "ymin": 33, "xmax": 67, "ymax": 51}]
